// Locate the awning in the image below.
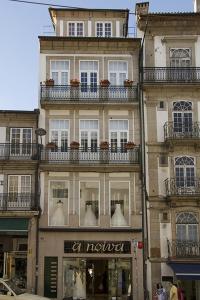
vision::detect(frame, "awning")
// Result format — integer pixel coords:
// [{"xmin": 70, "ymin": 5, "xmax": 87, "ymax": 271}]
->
[
  {"xmin": 0, "ymin": 218, "xmax": 29, "ymax": 234},
  {"xmin": 168, "ymin": 262, "xmax": 200, "ymax": 280}
]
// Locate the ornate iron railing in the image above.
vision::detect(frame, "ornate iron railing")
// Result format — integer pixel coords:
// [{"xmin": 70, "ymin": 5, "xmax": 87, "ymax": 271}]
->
[
  {"xmin": 167, "ymin": 239, "xmax": 200, "ymax": 258},
  {"xmin": 165, "ymin": 178, "xmax": 200, "ymax": 196},
  {"xmin": 164, "ymin": 122, "xmax": 200, "ymax": 140},
  {"xmin": 40, "ymin": 146, "xmax": 140, "ymax": 164},
  {"xmin": 40, "ymin": 85, "xmax": 138, "ymax": 102},
  {"xmin": 143, "ymin": 67, "xmax": 200, "ymax": 83},
  {"xmin": 0, "ymin": 193, "xmax": 37, "ymax": 210},
  {"xmin": 0, "ymin": 143, "xmax": 39, "ymax": 160}
]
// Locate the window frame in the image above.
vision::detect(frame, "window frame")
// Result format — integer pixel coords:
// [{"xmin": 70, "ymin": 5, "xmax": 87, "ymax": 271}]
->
[
  {"xmin": 109, "ymin": 119, "xmax": 129, "ymax": 151},
  {"xmin": 67, "ymin": 21, "xmax": 84, "ymax": 37},
  {"xmin": 8, "ymin": 175, "xmax": 32, "ymax": 194},
  {"xmin": 50, "ymin": 60, "xmax": 70, "ymax": 85},
  {"xmin": 95, "ymin": 21, "xmax": 112, "ymax": 37},
  {"xmin": 49, "ymin": 119, "xmax": 70, "ymax": 150},
  {"xmin": 79, "ymin": 119, "xmax": 99, "ymax": 151},
  {"xmin": 108, "ymin": 60, "xmax": 128, "ymax": 86}
]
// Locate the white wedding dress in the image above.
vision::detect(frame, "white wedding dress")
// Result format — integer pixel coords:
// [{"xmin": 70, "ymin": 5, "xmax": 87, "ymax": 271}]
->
[
  {"xmin": 73, "ymin": 272, "xmax": 86, "ymax": 299},
  {"xmin": 51, "ymin": 200, "xmax": 65, "ymax": 226},
  {"xmin": 111, "ymin": 204, "xmax": 127, "ymax": 226},
  {"xmin": 83, "ymin": 204, "xmax": 97, "ymax": 226}
]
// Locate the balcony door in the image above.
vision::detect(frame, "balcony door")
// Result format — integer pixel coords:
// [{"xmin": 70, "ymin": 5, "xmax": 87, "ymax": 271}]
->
[
  {"xmin": 80, "ymin": 61, "xmax": 98, "ymax": 95},
  {"xmin": 80, "ymin": 120, "xmax": 99, "ymax": 161},
  {"xmin": 8, "ymin": 175, "xmax": 31, "ymax": 209},
  {"xmin": 108, "ymin": 61, "xmax": 128, "ymax": 98},
  {"xmin": 173, "ymin": 101, "xmax": 193, "ymax": 136},
  {"xmin": 10, "ymin": 128, "xmax": 32, "ymax": 156},
  {"xmin": 109, "ymin": 120, "xmax": 128, "ymax": 153},
  {"xmin": 50, "ymin": 60, "xmax": 69, "ymax": 85},
  {"xmin": 175, "ymin": 157, "xmax": 195, "ymax": 193},
  {"xmin": 49, "ymin": 120, "xmax": 69, "ymax": 161},
  {"xmin": 170, "ymin": 48, "xmax": 191, "ymax": 68}
]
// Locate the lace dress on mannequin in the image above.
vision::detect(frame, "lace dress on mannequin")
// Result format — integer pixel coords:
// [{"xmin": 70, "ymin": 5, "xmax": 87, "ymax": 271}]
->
[
  {"xmin": 111, "ymin": 203, "xmax": 127, "ymax": 226},
  {"xmin": 73, "ymin": 271, "xmax": 86, "ymax": 299},
  {"xmin": 51, "ymin": 200, "xmax": 65, "ymax": 225}
]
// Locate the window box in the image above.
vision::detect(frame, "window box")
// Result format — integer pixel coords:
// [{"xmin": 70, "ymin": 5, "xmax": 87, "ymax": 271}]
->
[
  {"xmin": 100, "ymin": 141, "xmax": 109, "ymax": 150},
  {"xmin": 125, "ymin": 142, "xmax": 135, "ymax": 150},
  {"xmin": 124, "ymin": 80, "xmax": 133, "ymax": 87},
  {"xmin": 46, "ymin": 142, "xmax": 57, "ymax": 150},
  {"xmin": 70, "ymin": 141, "xmax": 80, "ymax": 150},
  {"xmin": 70, "ymin": 79, "xmax": 80, "ymax": 87},
  {"xmin": 45, "ymin": 79, "xmax": 54, "ymax": 86},
  {"xmin": 100, "ymin": 80, "xmax": 110, "ymax": 87}
]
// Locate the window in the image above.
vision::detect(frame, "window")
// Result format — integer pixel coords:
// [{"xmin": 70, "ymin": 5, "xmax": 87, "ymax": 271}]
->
[
  {"xmin": 49, "ymin": 120, "xmax": 69, "ymax": 151},
  {"xmin": 110, "ymin": 181, "xmax": 130, "ymax": 227},
  {"xmin": 49, "ymin": 181, "xmax": 69, "ymax": 226},
  {"xmin": 79, "ymin": 181, "xmax": 99, "ymax": 226},
  {"xmin": 50, "ymin": 60, "xmax": 69, "ymax": 85},
  {"xmin": 108, "ymin": 61, "xmax": 128, "ymax": 86},
  {"xmin": 170, "ymin": 48, "xmax": 191, "ymax": 67},
  {"xmin": 96, "ymin": 22, "xmax": 112, "ymax": 37},
  {"xmin": 80, "ymin": 61, "xmax": 98, "ymax": 92},
  {"xmin": 175, "ymin": 156, "xmax": 195, "ymax": 190},
  {"xmin": 176, "ymin": 212, "xmax": 198, "ymax": 241},
  {"xmin": 80, "ymin": 120, "xmax": 98, "ymax": 152},
  {"xmin": 68, "ymin": 22, "xmax": 84, "ymax": 37},
  {"xmin": 173, "ymin": 101, "xmax": 193, "ymax": 135},
  {"xmin": 10, "ymin": 128, "xmax": 32, "ymax": 155},
  {"xmin": 8, "ymin": 175, "xmax": 31, "ymax": 207},
  {"xmin": 109, "ymin": 120, "xmax": 128, "ymax": 152}
]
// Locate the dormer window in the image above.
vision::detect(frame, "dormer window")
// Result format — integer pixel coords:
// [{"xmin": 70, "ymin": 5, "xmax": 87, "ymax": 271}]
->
[
  {"xmin": 96, "ymin": 22, "xmax": 112, "ymax": 37},
  {"xmin": 68, "ymin": 22, "xmax": 84, "ymax": 37}
]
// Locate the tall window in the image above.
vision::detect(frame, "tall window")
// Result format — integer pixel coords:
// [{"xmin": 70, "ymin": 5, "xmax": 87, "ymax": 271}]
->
[
  {"xmin": 50, "ymin": 60, "xmax": 69, "ymax": 85},
  {"xmin": 109, "ymin": 120, "xmax": 128, "ymax": 152},
  {"xmin": 68, "ymin": 22, "xmax": 83, "ymax": 37},
  {"xmin": 10, "ymin": 128, "xmax": 32, "ymax": 155},
  {"xmin": 49, "ymin": 181, "xmax": 69, "ymax": 226},
  {"xmin": 80, "ymin": 120, "xmax": 98, "ymax": 152},
  {"xmin": 175, "ymin": 156, "xmax": 195, "ymax": 188},
  {"xmin": 96, "ymin": 22, "xmax": 112, "ymax": 37},
  {"xmin": 176, "ymin": 212, "xmax": 198, "ymax": 241},
  {"xmin": 108, "ymin": 61, "xmax": 128, "ymax": 86},
  {"xmin": 173, "ymin": 101, "xmax": 193, "ymax": 135},
  {"xmin": 49, "ymin": 120, "xmax": 69, "ymax": 151},
  {"xmin": 170, "ymin": 48, "xmax": 191, "ymax": 67},
  {"xmin": 80, "ymin": 61, "xmax": 98, "ymax": 92},
  {"xmin": 8, "ymin": 175, "xmax": 31, "ymax": 204}
]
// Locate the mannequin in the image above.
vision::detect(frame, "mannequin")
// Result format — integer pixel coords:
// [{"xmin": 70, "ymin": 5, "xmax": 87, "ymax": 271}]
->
[
  {"xmin": 83, "ymin": 204, "xmax": 97, "ymax": 226},
  {"xmin": 51, "ymin": 200, "xmax": 65, "ymax": 226},
  {"xmin": 73, "ymin": 271, "xmax": 86, "ymax": 299},
  {"xmin": 111, "ymin": 203, "xmax": 127, "ymax": 226}
]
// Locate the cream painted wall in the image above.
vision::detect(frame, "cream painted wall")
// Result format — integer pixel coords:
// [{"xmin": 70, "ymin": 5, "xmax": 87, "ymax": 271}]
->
[
  {"xmin": 158, "ymin": 165, "xmax": 169, "ymax": 196},
  {"xmin": 156, "ymin": 109, "xmax": 168, "ymax": 142},
  {"xmin": 0, "ymin": 127, "xmax": 6, "ymax": 143},
  {"xmin": 0, "ymin": 175, "xmax": 4, "ymax": 193},
  {"xmin": 154, "ymin": 36, "xmax": 166, "ymax": 67},
  {"xmin": 39, "ymin": 54, "xmax": 47, "ymax": 83},
  {"xmin": 195, "ymin": 37, "xmax": 200, "ymax": 67},
  {"xmin": 160, "ymin": 222, "xmax": 172, "ymax": 259},
  {"xmin": 40, "ymin": 172, "xmax": 45, "ymax": 214}
]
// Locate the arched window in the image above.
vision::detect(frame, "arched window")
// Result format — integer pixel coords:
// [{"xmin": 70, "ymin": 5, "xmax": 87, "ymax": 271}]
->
[
  {"xmin": 170, "ymin": 48, "xmax": 191, "ymax": 67},
  {"xmin": 176, "ymin": 212, "xmax": 198, "ymax": 241},
  {"xmin": 173, "ymin": 101, "xmax": 193, "ymax": 134},
  {"xmin": 175, "ymin": 156, "xmax": 195, "ymax": 188}
]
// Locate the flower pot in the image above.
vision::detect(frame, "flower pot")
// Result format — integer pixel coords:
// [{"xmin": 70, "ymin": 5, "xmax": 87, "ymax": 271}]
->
[
  {"xmin": 100, "ymin": 142, "xmax": 109, "ymax": 150},
  {"xmin": 70, "ymin": 142, "xmax": 79, "ymax": 150},
  {"xmin": 125, "ymin": 142, "xmax": 135, "ymax": 150},
  {"xmin": 45, "ymin": 79, "xmax": 54, "ymax": 86},
  {"xmin": 46, "ymin": 142, "xmax": 57, "ymax": 150}
]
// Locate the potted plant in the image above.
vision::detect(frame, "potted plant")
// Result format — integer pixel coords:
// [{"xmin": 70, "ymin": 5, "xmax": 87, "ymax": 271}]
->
[
  {"xmin": 125, "ymin": 142, "xmax": 136, "ymax": 150},
  {"xmin": 100, "ymin": 79, "xmax": 110, "ymax": 87},
  {"xmin": 45, "ymin": 79, "xmax": 54, "ymax": 86},
  {"xmin": 70, "ymin": 141, "xmax": 80, "ymax": 150},
  {"xmin": 46, "ymin": 142, "xmax": 57, "ymax": 150},
  {"xmin": 124, "ymin": 79, "xmax": 134, "ymax": 87},
  {"xmin": 100, "ymin": 141, "xmax": 109, "ymax": 150},
  {"xmin": 70, "ymin": 79, "xmax": 80, "ymax": 87}
]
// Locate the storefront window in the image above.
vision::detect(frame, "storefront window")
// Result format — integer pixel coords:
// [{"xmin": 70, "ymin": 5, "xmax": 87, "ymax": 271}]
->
[
  {"xmin": 110, "ymin": 181, "xmax": 130, "ymax": 227},
  {"xmin": 80, "ymin": 181, "xmax": 99, "ymax": 226},
  {"xmin": 49, "ymin": 181, "xmax": 69, "ymax": 226},
  {"xmin": 63, "ymin": 258, "xmax": 131, "ymax": 300}
]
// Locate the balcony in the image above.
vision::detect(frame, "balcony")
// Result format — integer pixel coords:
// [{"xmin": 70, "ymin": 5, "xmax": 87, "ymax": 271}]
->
[
  {"xmin": 143, "ymin": 67, "xmax": 200, "ymax": 84},
  {"xmin": 164, "ymin": 122, "xmax": 200, "ymax": 146},
  {"xmin": 165, "ymin": 178, "xmax": 200, "ymax": 197},
  {"xmin": 0, "ymin": 194, "xmax": 37, "ymax": 211},
  {"xmin": 0, "ymin": 143, "xmax": 38, "ymax": 160},
  {"xmin": 167, "ymin": 239, "xmax": 200, "ymax": 259},
  {"xmin": 40, "ymin": 85, "xmax": 138, "ymax": 104},
  {"xmin": 40, "ymin": 146, "xmax": 140, "ymax": 165}
]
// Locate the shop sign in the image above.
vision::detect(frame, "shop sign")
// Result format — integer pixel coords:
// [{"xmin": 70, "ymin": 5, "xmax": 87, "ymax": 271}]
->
[{"xmin": 64, "ymin": 240, "xmax": 131, "ymax": 254}]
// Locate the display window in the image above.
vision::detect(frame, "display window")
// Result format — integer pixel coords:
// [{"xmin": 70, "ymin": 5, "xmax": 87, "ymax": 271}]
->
[
  {"xmin": 79, "ymin": 181, "xmax": 99, "ymax": 227},
  {"xmin": 48, "ymin": 181, "xmax": 69, "ymax": 226},
  {"xmin": 109, "ymin": 181, "xmax": 130, "ymax": 227},
  {"xmin": 63, "ymin": 258, "xmax": 131, "ymax": 300}
]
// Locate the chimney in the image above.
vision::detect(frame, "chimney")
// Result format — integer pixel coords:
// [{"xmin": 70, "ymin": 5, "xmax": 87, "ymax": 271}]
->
[
  {"xmin": 135, "ymin": 2, "xmax": 149, "ymax": 16},
  {"xmin": 194, "ymin": 0, "xmax": 200, "ymax": 12}
]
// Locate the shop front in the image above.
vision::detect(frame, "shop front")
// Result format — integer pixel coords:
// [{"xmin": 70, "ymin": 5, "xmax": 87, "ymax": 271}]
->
[{"xmin": 41, "ymin": 235, "xmax": 143, "ymax": 300}]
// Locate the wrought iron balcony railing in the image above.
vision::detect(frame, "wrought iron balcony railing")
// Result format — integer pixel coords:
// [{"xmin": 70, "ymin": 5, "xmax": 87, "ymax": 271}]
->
[
  {"xmin": 165, "ymin": 178, "xmax": 200, "ymax": 197},
  {"xmin": 143, "ymin": 67, "xmax": 200, "ymax": 83},
  {"xmin": 164, "ymin": 122, "xmax": 200, "ymax": 140},
  {"xmin": 40, "ymin": 85, "xmax": 138, "ymax": 103},
  {"xmin": 0, "ymin": 143, "xmax": 39, "ymax": 160},
  {"xmin": 40, "ymin": 146, "xmax": 140, "ymax": 164},
  {"xmin": 167, "ymin": 239, "xmax": 200, "ymax": 258},
  {"xmin": 0, "ymin": 193, "xmax": 37, "ymax": 211}
]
